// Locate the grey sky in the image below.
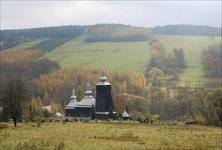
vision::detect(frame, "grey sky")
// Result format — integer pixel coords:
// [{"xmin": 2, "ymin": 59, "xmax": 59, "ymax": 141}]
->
[{"xmin": 0, "ymin": 1, "xmax": 221, "ymax": 30}]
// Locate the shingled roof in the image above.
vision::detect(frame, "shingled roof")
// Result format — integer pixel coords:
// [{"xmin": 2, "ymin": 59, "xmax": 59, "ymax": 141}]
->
[
  {"xmin": 65, "ymin": 83, "xmax": 95, "ymax": 109},
  {"xmin": 65, "ymin": 88, "xmax": 78, "ymax": 109}
]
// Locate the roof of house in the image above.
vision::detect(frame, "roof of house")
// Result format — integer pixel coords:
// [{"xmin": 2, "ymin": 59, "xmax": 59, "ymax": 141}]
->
[
  {"xmin": 66, "ymin": 99, "xmax": 77, "ymax": 109},
  {"xmin": 65, "ymin": 84, "xmax": 95, "ymax": 109},
  {"xmin": 78, "ymin": 95, "xmax": 95, "ymax": 107},
  {"xmin": 122, "ymin": 110, "xmax": 130, "ymax": 118},
  {"xmin": 42, "ymin": 105, "xmax": 51, "ymax": 113},
  {"xmin": 55, "ymin": 112, "xmax": 63, "ymax": 117},
  {"xmin": 66, "ymin": 88, "xmax": 78, "ymax": 109}
]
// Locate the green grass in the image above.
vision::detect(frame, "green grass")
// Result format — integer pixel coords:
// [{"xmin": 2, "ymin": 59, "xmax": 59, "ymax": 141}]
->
[
  {"xmin": 0, "ymin": 122, "xmax": 221, "ymax": 150},
  {"xmin": 3, "ymin": 35, "xmax": 221, "ymax": 86},
  {"xmin": 42, "ymin": 35, "xmax": 221, "ymax": 86},
  {"xmin": 157, "ymin": 35, "xmax": 221, "ymax": 86},
  {"xmin": 42, "ymin": 36, "xmax": 151, "ymax": 72}
]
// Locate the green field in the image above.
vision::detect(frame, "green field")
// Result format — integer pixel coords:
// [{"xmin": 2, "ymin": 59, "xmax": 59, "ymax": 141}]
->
[
  {"xmin": 2, "ymin": 35, "xmax": 221, "ymax": 86},
  {"xmin": 42, "ymin": 35, "xmax": 221, "ymax": 86},
  {"xmin": 42, "ymin": 35, "xmax": 151, "ymax": 72},
  {"xmin": 157, "ymin": 36, "xmax": 221, "ymax": 86},
  {"xmin": 0, "ymin": 122, "xmax": 221, "ymax": 150}
]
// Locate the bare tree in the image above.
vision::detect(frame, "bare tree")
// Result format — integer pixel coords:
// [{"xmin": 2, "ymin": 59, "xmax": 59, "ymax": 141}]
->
[{"xmin": 3, "ymin": 77, "xmax": 25, "ymax": 127}]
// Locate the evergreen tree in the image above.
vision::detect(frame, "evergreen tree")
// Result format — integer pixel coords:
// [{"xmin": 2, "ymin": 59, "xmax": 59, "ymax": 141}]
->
[{"xmin": 90, "ymin": 105, "xmax": 96, "ymax": 120}]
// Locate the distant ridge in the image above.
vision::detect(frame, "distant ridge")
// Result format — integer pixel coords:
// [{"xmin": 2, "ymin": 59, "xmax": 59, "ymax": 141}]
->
[
  {"xmin": 1, "ymin": 24, "xmax": 221, "ymax": 51},
  {"xmin": 152, "ymin": 25, "xmax": 221, "ymax": 36}
]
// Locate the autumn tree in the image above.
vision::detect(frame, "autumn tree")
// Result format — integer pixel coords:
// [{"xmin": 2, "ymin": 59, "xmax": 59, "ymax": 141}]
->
[{"xmin": 202, "ymin": 43, "xmax": 222, "ymax": 78}]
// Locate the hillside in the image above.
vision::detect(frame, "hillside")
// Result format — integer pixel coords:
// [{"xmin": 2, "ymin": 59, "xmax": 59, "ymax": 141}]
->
[
  {"xmin": 1, "ymin": 24, "xmax": 220, "ymax": 51},
  {"xmin": 0, "ymin": 24, "xmax": 152, "ymax": 51},
  {"xmin": 41, "ymin": 35, "xmax": 220, "ymax": 86},
  {"xmin": 1, "ymin": 24, "xmax": 221, "ymax": 87},
  {"xmin": 1, "ymin": 34, "xmax": 220, "ymax": 87}
]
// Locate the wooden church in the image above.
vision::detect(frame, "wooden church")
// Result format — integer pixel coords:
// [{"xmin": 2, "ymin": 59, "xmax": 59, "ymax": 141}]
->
[
  {"xmin": 65, "ymin": 71, "xmax": 116, "ymax": 119},
  {"xmin": 65, "ymin": 83, "xmax": 95, "ymax": 117}
]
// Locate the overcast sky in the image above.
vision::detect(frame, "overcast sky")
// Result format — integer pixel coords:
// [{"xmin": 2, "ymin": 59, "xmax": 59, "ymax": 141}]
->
[{"xmin": 0, "ymin": 1, "xmax": 221, "ymax": 30}]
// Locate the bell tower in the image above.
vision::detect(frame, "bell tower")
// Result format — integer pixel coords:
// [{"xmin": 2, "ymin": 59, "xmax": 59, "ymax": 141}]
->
[{"xmin": 95, "ymin": 70, "xmax": 115, "ymax": 119}]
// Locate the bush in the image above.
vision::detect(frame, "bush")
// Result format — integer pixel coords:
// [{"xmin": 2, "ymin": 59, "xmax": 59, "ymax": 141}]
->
[{"xmin": 194, "ymin": 114, "xmax": 208, "ymax": 125}]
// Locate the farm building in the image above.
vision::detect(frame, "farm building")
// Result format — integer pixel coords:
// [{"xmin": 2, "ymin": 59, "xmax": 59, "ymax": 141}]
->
[{"xmin": 65, "ymin": 71, "xmax": 116, "ymax": 119}]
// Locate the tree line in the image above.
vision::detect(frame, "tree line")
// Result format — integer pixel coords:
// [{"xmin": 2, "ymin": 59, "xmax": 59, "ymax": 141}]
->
[
  {"xmin": 0, "ymin": 25, "xmax": 86, "ymax": 51},
  {"xmin": 1, "ymin": 64, "xmax": 221, "ymax": 126},
  {"xmin": 1, "ymin": 24, "xmax": 153, "ymax": 51},
  {"xmin": 85, "ymin": 24, "xmax": 153, "ymax": 43},
  {"xmin": 152, "ymin": 25, "xmax": 221, "ymax": 37}
]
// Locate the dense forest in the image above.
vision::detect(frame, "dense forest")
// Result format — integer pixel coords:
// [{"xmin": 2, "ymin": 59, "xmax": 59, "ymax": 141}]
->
[{"xmin": 152, "ymin": 25, "xmax": 221, "ymax": 36}]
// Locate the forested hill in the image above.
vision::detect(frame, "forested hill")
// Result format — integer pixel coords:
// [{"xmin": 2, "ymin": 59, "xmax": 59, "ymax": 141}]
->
[
  {"xmin": 0, "ymin": 24, "xmax": 153, "ymax": 51},
  {"xmin": 152, "ymin": 25, "xmax": 221, "ymax": 36},
  {"xmin": 0, "ymin": 24, "xmax": 221, "ymax": 51},
  {"xmin": 0, "ymin": 25, "xmax": 86, "ymax": 51}
]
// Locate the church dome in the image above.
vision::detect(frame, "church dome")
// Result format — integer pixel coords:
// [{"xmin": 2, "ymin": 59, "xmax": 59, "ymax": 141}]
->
[
  {"xmin": 66, "ymin": 88, "xmax": 77, "ymax": 109},
  {"xmin": 96, "ymin": 70, "xmax": 111, "ymax": 85}
]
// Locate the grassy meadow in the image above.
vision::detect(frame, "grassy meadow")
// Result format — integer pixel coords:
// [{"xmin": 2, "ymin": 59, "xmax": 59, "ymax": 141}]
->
[
  {"xmin": 42, "ymin": 35, "xmax": 151, "ymax": 72},
  {"xmin": 0, "ymin": 122, "xmax": 221, "ymax": 150},
  {"xmin": 157, "ymin": 35, "xmax": 221, "ymax": 86},
  {"xmin": 42, "ymin": 35, "xmax": 221, "ymax": 86}
]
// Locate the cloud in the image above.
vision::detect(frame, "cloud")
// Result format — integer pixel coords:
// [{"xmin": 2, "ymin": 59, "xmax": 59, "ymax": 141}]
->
[{"xmin": 0, "ymin": 1, "xmax": 221, "ymax": 29}]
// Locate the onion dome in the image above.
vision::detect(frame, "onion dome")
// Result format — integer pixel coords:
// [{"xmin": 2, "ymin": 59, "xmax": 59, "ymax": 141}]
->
[
  {"xmin": 70, "ymin": 88, "xmax": 77, "ymax": 102},
  {"xmin": 66, "ymin": 88, "xmax": 77, "ymax": 109},
  {"xmin": 78, "ymin": 83, "xmax": 95, "ymax": 107},
  {"xmin": 85, "ymin": 82, "xmax": 93, "ymax": 96},
  {"xmin": 96, "ymin": 69, "xmax": 111, "ymax": 85}
]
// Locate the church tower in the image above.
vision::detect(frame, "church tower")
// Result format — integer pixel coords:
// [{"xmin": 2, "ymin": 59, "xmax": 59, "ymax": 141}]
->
[{"xmin": 96, "ymin": 70, "xmax": 115, "ymax": 119}]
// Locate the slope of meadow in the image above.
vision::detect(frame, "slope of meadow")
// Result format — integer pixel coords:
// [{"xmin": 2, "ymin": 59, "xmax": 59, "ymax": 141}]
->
[
  {"xmin": 42, "ymin": 35, "xmax": 151, "ymax": 72},
  {"xmin": 157, "ymin": 35, "xmax": 221, "ymax": 86},
  {"xmin": 0, "ymin": 122, "xmax": 221, "ymax": 150},
  {"xmin": 2, "ymin": 35, "xmax": 221, "ymax": 86},
  {"xmin": 42, "ymin": 35, "xmax": 221, "ymax": 86}
]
